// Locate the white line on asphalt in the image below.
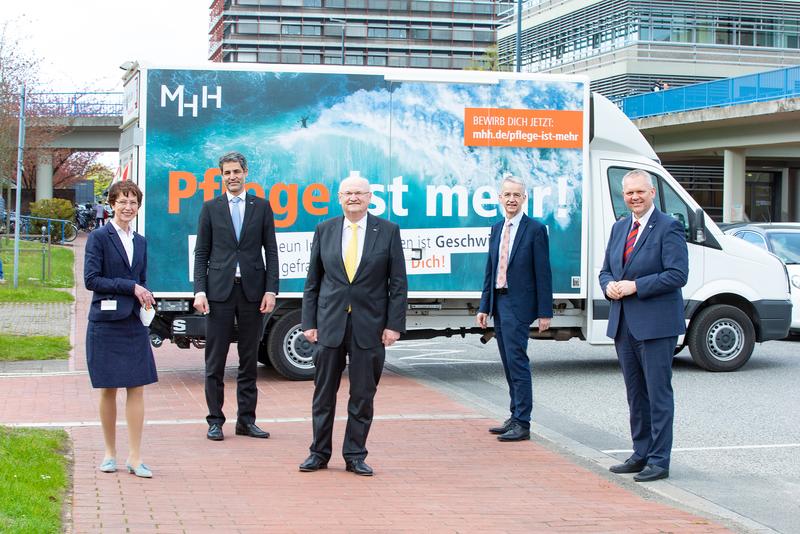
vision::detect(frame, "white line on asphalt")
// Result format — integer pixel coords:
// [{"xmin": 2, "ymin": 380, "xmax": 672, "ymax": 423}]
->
[
  {"xmin": 1, "ymin": 413, "xmax": 486, "ymax": 428},
  {"xmin": 603, "ymin": 443, "xmax": 800, "ymax": 454}
]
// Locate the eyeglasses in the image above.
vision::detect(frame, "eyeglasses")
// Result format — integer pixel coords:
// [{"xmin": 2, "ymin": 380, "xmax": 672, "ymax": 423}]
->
[
  {"xmin": 115, "ymin": 201, "xmax": 139, "ymax": 207},
  {"xmin": 339, "ymin": 191, "xmax": 370, "ymax": 198}
]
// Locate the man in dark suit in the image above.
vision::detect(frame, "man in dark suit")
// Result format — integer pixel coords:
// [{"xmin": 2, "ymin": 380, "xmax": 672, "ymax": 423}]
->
[
  {"xmin": 193, "ymin": 152, "xmax": 279, "ymax": 441},
  {"xmin": 299, "ymin": 174, "xmax": 407, "ymax": 476},
  {"xmin": 477, "ymin": 176, "xmax": 553, "ymax": 442},
  {"xmin": 599, "ymin": 169, "xmax": 688, "ymax": 482}
]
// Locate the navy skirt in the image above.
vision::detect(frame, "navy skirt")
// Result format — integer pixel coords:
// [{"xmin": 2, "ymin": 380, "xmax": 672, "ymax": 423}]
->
[{"xmin": 86, "ymin": 314, "xmax": 158, "ymax": 388}]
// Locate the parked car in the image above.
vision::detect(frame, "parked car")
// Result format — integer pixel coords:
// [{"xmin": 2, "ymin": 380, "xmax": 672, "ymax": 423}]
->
[{"xmin": 723, "ymin": 223, "xmax": 800, "ymax": 334}]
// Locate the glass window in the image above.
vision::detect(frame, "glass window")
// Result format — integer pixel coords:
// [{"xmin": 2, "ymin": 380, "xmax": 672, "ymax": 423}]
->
[
  {"xmin": 388, "ymin": 28, "xmax": 407, "ymax": 39},
  {"xmin": 238, "ymin": 52, "xmax": 258, "ymax": 62},
  {"xmin": 324, "ymin": 25, "xmax": 343, "ymax": 36},
  {"xmin": 347, "ymin": 24, "xmax": 367, "ymax": 37},
  {"xmin": 345, "ymin": 54, "xmax": 364, "ymax": 65},
  {"xmin": 453, "ymin": 29, "xmax": 472, "ymax": 41},
  {"xmin": 370, "ymin": 0, "xmax": 389, "ymax": 8},
  {"xmin": 238, "ymin": 22, "xmax": 258, "ymax": 34},
  {"xmin": 431, "ymin": 29, "xmax": 451, "ymax": 40},
  {"xmin": 430, "ymin": 56, "xmax": 450, "ymax": 68},
  {"xmin": 410, "ymin": 55, "xmax": 429, "ymax": 67},
  {"xmin": 326, "ymin": 0, "xmax": 345, "ymax": 6},
  {"xmin": 258, "ymin": 51, "xmax": 280, "ymax": 62},
  {"xmin": 325, "ymin": 55, "xmax": 343, "ymax": 64},
  {"xmin": 260, "ymin": 22, "xmax": 280, "ymax": 34},
  {"xmin": 474, "ymin": 30, "xmax": 493, "ymax": 42},
  {"xmin": 412, "ymin": 28, "xmax": 430, "ymax": 40},
  {"xmin": 368, "ymin": 27, "xmax": 388, "ymax": 38},
  {"xmin": 411, "ymin": 1, "xmax": 430, "ymax": 11},
  {"xmin": 388, "ymin": 55, "xmax": 408, "ymax": 66},
  {"xmin": 282, "ymin": 51, "xmax": 302, "ymax": 63},
  {"xmin": 736, "ymin": 231, "xmax": 768, "ymax": 250},
  {"xmin": 389, "ymin": 0, "xmax": 408, "ymax": 9},
  {"xmin": 303, "ymin": 25, "xmax": 322, "ymax": 36},
  {"xmin": 304, "ymin": 0, "xmax": 323, "ymax": 5},
  {"xmin": 766, "ymin": 233, "xmax": 800, "ymax": 264},
  {"xmin": 303, "ymin": 53, "xmax": 321, "ymax": 63},
  {"xmin": 346, "ymin": 0, "xmax": 366, "ymax": 7},
  {"xmin": 453, "ymin": 1, "xmax": 471, "ymax": 13},
  {"xmin": 238, "ymin": 0, "xmax": 260, "ymax": 4},
  {"xmin": 282, "ymin": 25, "xmax": 302, "ymax": 35},
  {"xmin": 368, "ymin": 55, "xmax": 387, "ymax": 65},
  {"xmin": 432, "ymin": 1, "xmax": 450, "ymax": 12}
]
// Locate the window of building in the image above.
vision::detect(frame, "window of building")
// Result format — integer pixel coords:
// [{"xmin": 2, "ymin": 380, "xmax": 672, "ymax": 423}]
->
[
  {"xmin": 368, "ymin": 27, "xmax": 388, "ymax": 38},
  {"xmin": 453, "ymin": 29, "xmax": 472, "ymax": 41},
  {"xmin": 389, "ymin": 0, "xmax": 409, "ymax": 9},
  {"xmin": 346, "ymin": 54, "xmax": 364, "ymax": 65},
  {"xmin": 238, "ymin": 52, "xmax": 258, "ymax": 62},
  {"xmin": 430, "ymin": 56, "xmax": 450, "ymax": 68},
  {"xmin": 303, "ymin": 54, "xmax": 322, "ymax": 63},
  {"xmin": 368, "ymin": 54, "xmax": 387, "ymax": 65},
  {"xmin": 388, "ymin": 28, "xmax": 407, "ymax": 39},
  {"xmin": 347, "ymin": 24, "xmax": 367, "ymax": 37},
  {"xmin": 258, "ymin": 51, "xmax": 281, "ymax": 62},
  {"xmin": 283, "ymin": 0, "xmax": 304, "ymax": 5},
  {"xmin": 238, "ymin": 22, "xmax": 258, "ymax": 34},
  {"xmin": 453, "ymin": 1, "xmax": 471, "ymax": 14},
  {"xmin": 411, "ymin": 1, "xmax": 430, "ymax": 12},
  {"xmin": 412, "ymin": 28, "xmax": 430, "ymax": 40},
  {"xmin": 282, "ymin": 25, "xmax": 302, "ymax": 35},
  {"xmin": 259, "ymin": 22, "xmax": 280, "ymax": 34},
  {"xmin": 237, "ymin": 0, "xmax": 260, "ymax": 5},
  {"xmin": 370, "ymin": 0, "xmax": 389, "ymax": 8},
  {"xmin": 432, "ymin": 1, "xmax": 450, "ymax": 12},
  {"xmin": 326, "ymin": 0, "xmax": 345, "ymax": 6},
  {"xmin": 473, "ymin": 30, "xmax": 493, "ymax": 42},
  {"xmin": 346, "ymin": 0, "xmax": 367, "ymax": 7},
  {"xmin": 282, "ymin": 51, "xmax": 302, "ymax": 63},
  {"xmin": 325, "ymin": 55, "xmax": 344, "ymax": 64},
  {"xmin": 303, "ymin": 25, "xmax": 322, "ymax": 36},
  {"xmin": 474, "ymin": 1, "xmax": 492, "ymax": 14},
  {"xmin": 410, "ymin": 55, "xmax": 430, "ymax": 67},
  {"xmin": 388, "ymin": 55, "xmax": 408, "ymax": 66},
  {"xmin": 304, "ymin": 0, "xmax": 323, "ymax": 5},
  {"xmin": 431, "ymin": 29, "xmax": 451, "ymax": 40}
]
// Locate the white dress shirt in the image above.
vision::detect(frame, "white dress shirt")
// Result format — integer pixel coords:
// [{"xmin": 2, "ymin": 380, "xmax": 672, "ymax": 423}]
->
[
  {"xmin": 496, "ymin": 210, "xmax": 524, "ymax": 288},
  {"xmin": 341, "ymin": 214, "xmax": 368, "ymax": 270},
  {"xmin": 109, "ymin": 220, "xmax": 134, "ymax": 266}
]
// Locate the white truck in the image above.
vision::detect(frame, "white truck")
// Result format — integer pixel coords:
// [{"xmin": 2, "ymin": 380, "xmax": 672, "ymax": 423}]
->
[{"xmin": 119, "ymin": 62, "xmax": 792, "ymax": 379}]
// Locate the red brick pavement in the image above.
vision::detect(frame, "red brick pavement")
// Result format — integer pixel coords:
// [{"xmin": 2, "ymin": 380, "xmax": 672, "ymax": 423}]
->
[{"xmin": 0, "ymin": 235, "xmax": 733, "ymax": 533}]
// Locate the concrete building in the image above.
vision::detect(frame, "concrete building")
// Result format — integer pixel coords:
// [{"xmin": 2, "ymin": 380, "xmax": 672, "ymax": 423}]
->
[
  {"xmin": 498, "ymin": 1, "xmax": 800, "ymax": 221},
  {"xmin": 498, "ymin": 0, "xmax": 800, "ymax": 99},
  {"xmin": 209, "ymin": 0, "xmax": 513, "ymax": 69}
]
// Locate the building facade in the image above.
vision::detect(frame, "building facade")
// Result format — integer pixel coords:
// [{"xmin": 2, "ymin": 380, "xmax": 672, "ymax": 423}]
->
[
  {"xmin": 498, "ymin": 0, "xmax": 800, "ymax": 100},
  {"xmin": 209, "ymin": 0, "xmax": 512, "ymax": 69}
]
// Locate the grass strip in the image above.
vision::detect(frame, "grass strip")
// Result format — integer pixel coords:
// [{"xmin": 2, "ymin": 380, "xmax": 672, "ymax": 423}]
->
[
  {"xmin": 0, "ymin": 335, "xmax": 71, "ymax": 361},
  {"xmin": 0, "ymin": 426, "xmax": 69, "ymax": 534}
]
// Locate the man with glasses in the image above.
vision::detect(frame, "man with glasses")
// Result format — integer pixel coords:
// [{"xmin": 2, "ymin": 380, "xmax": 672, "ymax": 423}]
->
[
  {"xmin": 477, "ymin": 175, "xmax": 553, "ymax": 442},
  {"xmin": 193, "ymin": 152, "xmax": 279, "ymax": 442},
  {"xmin": 299, "ymin": 172, "xmax": 407, "ymax": 476}
]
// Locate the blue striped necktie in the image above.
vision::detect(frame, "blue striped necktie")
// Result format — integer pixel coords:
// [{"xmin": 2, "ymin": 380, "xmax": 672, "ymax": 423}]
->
[{"xmin": 231, "ymin": 196, "xmax": 242, "ymax": 240}]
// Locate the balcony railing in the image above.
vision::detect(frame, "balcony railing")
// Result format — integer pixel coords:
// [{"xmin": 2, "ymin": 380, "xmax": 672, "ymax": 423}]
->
[
  {"xmin": 621, "ymin": 65, "xmax": 800, "ymax": 119},
  {"xmin": 25, "ymin": 92, "xmax": 124, "ymax": 117}
]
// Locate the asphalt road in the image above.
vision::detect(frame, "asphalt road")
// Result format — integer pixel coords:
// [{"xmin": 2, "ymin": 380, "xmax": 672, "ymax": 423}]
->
[{"xmin": 384, "ymin": 334, "xmax": 800, "ymax": 533}]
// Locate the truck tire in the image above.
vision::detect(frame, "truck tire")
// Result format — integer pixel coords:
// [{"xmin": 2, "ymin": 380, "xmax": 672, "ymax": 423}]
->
[
  {"xmin": 266, "ymin": 309, "xmax": 315, "ymax": 380},
  {"xmin": 687, "ymin": 304, "xmax": 755, "ymax": 372}
]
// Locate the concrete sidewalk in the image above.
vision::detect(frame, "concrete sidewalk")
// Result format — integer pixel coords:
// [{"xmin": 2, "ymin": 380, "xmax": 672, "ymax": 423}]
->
[{"xmin": 0, "ymin": 235, "xmax": 735, "ymax": 533}]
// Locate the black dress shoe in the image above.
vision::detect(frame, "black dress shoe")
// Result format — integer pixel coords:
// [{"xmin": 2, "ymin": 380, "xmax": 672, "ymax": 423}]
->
[
  {"xmin": 207, "ymin": 424, "xmax": 224, "ymax": 441},
  {"xmin": 497, "ymin": 422, "xmax": 530, "ymax": 442},
  {"xmin": 235, "ymin": 422, "xmax": 270, "ymax": 438},
  {"xmin": 345, "ymin": 459, "xmax": 374, "ymax": 476},
  {"xmin": 609, "ymin": 457, "xmax": 647, "ymax": 474},
  {"xmin": 489, "ymin": 418, "xmax": 513, "ymax": 435},
  {"xmin": 634, "ymin": 465, "xmax": 669, "ymax": 482},
  {"xmin": 298, "ymin": 455, "xmax": 328, "ymax": 472}
]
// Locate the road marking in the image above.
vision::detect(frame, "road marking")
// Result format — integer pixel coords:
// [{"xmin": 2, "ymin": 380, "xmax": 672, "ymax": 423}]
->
[
  {"xmin": 1, "ymin": 413, "xmax": 486, "ymax": 429},
  {"xmin": 603, "ymin": 443, "xmax": 800, "ymax": 454},
  {"xmin": 389, "ymin": 345, "xmax": 495, "ymax": 365}
]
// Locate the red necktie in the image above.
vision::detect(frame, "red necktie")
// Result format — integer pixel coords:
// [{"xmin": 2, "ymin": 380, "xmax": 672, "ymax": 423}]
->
[{"xmin": 623, "ymin": 220, "xmax": 640, "ymax": 265}]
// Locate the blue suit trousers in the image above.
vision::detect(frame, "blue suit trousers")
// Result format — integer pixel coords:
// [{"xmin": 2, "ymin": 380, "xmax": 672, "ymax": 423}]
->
[
  {"xmin": 615, "ymin": 311, "xmax": 675, "ymax": 469},
  {"xmin": 494, "ymin": 293, "xmax": 532, "ymax": 428}
]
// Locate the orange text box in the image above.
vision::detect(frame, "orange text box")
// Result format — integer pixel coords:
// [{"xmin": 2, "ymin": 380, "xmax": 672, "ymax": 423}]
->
[{"xmin": 464, "ymin": 108, "xmax": 583, "ymax": 148}]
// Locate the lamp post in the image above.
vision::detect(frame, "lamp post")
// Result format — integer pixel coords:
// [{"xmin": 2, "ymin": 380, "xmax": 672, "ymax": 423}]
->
[
  {"xmin": 329, "ymin": 18, "xmax": 346, "ymax": 64},
  {"xmin": 516, "ymin": 0, "xmax": 522, "ymax": 72}
]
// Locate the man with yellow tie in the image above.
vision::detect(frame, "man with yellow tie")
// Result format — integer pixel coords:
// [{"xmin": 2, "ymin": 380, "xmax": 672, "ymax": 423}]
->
[{"xmin": 299, "ymin": 173, "xmax": 407, "ymax": 476}]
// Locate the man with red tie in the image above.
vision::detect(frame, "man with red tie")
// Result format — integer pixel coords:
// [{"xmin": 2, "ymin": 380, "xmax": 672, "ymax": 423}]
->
[
  {"xmin": 477, "ymin": 176, "xmax": 553, "ymax": 442},
  {"xmin": 599, "ymin": 169, "xmax": 689, "ymax": 482}
]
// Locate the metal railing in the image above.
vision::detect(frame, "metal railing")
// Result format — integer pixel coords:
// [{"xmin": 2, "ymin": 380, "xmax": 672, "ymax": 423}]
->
[
  {"xmin": 25, "ymin": 92, "xmax": 124, "ymax": 117},
  {"xmin": 621, "ymin": 65, "xmax": 800, "ymax": 119},
  {"xmin": 1, "ymin": 214, "xmax": 78, "ymax": 244}
]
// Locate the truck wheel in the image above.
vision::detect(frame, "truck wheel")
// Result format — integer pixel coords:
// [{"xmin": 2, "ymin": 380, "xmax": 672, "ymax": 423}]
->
[
  {"xmin": 266, "ymin": 309, "xmax": 315, "ymax": 380},
  {"xmin": 687, "ymin": 304, "xmax": 754, "ymax": 371}
]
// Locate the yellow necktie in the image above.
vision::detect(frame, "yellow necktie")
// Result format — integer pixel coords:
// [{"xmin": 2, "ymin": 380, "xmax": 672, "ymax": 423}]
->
[{"xmin": 344, "ymin": 223, "xmax": 358, "ymax": 282}]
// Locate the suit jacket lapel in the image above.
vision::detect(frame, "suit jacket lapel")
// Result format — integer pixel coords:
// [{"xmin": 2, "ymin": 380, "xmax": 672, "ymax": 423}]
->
[
  {"xmin": 238, "ymin": 194, "xmax": 256, "ymax": 243},
  {"xmin": 106, "ymin": 224, "xmax": 131, "ymax": 271},
  {"xmin": 353, "ymin": 214, "xmax": 379, "ymax": 282},
  {"xmin": 508, "ymin": 215, "xmax": 529, "ymax": 266},
  {"xmin": 131, "ymin": 233, "xmax": 145, "ymax": 269},
  {"xmin": 614, "ymin": 215, "xmax": 631, "ymax": 275},
  {"xmin": 332, "ymin": 216, "xmax": 348, "ymax": 279},
  {"xmin": 217, "ymin": 195, "xmax": 237, "ymax": 242}
]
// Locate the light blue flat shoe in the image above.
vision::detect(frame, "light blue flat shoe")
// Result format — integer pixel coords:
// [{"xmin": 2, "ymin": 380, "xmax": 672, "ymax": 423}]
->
[
  {"xmin": 98, "ymin": 458, "xmax": 117, "ymax": 473},
  {"xmin": 126, "ymin": 462, "xmax": 153, "ymax": 478}
]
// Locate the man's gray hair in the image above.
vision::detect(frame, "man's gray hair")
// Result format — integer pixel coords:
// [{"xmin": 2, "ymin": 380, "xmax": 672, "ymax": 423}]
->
[
  {"xmin": 622, "ymin": 169, "xmax": 654, "ymax": 188},
  {"xmin": 219, "ymin": 151, "xmax": 248, "ymax": 173},
  {"xmin": 500, "ymin": 174, "xmax": 527, "ymax": 192}
]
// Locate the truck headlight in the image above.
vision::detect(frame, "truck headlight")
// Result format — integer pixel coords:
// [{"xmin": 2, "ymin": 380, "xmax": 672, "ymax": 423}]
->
[{"xmin": 792, "ymin": 275, "xmax": 800, "ymax": 290}]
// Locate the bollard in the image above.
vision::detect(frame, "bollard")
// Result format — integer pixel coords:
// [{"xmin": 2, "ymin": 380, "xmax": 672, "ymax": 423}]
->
[{"xmin": 41, "ymin": 225, "xmax": 47, "ymax": 282}]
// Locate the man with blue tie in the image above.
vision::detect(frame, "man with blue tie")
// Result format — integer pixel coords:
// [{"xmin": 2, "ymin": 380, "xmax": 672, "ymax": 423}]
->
[
  {"xmin": 599, "ymin": 169, "xmax": 688, "ymax": 482},
  {"xmin": 194, "ymin": 152, "xmax": 279, "ymax": 442},
  {"xmin": 477, "ymin": 176, "xmax": 553, "ymax": 442}
]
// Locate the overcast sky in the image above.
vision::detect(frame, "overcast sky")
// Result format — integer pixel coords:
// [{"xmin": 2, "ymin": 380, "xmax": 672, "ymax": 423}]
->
[{"xmin": 1, "ymin": 0, "xmax": 210, "ymax": 92}]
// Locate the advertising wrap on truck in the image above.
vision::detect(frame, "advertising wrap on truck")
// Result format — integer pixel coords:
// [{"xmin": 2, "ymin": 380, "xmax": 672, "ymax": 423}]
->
[{"xmin": 139, "ymin": 67, "xmax": 589, "ymax": 298}]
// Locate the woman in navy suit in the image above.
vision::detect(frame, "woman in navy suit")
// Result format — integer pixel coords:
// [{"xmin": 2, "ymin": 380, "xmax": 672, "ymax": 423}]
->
[{"xmin": 84, "ymin": 181, "xmax": 157, "ymax": 478}]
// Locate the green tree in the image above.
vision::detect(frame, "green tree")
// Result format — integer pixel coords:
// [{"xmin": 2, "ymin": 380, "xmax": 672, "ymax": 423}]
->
[
  {"xmin": 465, "ymin": 46, "xmax": 510, "ymax": 72},
  {"xmin": 84, "ymin": 163, "xmax": 114, "ymax": 198}
]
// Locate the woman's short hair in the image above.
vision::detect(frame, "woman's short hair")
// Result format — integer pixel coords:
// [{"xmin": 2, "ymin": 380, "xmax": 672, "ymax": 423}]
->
[{"xmin": 108, "ymin": 181, "xmax": 143, "ymax": 205}]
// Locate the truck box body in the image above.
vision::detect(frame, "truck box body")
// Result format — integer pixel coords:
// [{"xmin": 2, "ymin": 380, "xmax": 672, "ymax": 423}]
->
[{"xmin": 120, "ymin": 63, "xmax": 791, "ymax": 379}]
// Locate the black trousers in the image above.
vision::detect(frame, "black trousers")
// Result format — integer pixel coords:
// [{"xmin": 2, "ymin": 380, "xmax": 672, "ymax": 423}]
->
[
  {"xmin": 204, "ymin": 283, "xmax": 263, "ymax": 426},
  {"xmin": 309, "ymin": 314, "xmax": 385, "ymax": 462}
]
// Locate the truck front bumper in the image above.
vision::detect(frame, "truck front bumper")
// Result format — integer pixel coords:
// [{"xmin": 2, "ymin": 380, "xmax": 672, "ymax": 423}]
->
[{"xmin": 754, "ymin": 299, "xmax": 792, "ymax": 341}]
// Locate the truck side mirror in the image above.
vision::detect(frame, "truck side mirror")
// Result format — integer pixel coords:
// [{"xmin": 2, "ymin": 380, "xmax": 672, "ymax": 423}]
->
[{"xmin": 690, "ymin": 207, "xmax": 707, "ymax": 244}]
